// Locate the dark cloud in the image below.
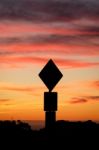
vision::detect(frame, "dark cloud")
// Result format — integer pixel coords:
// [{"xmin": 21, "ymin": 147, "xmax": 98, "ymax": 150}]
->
[
  {"xmin": 0, "ymin": 37, "xmax": 23, "ymax": 44},
  {"xmin": 81, "ymin": 26, "xmax": 99, "ymax": 33},
  {"xmin": 70, "ymin": 97, "xmax": 87, "ymax": 104},
  {"xmin": 0, "ymin": 0, "xmax": 99, "ymax": 22},
  {"xmin": 85, "ymin": 96, "xmax": 99, "ymax": 100},
  {"xmin": 70, "ymin": 95, "xmax": 99, "ymax": 104}
]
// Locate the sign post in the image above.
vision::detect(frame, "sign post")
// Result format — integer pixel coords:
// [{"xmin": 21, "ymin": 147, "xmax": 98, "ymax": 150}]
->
[{"xmin": 39, "ymin": 59, "xmax": 63, "ymax": 128}]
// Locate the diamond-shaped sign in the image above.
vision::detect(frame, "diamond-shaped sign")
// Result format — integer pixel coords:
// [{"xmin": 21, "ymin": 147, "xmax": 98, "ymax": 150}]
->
[{"xmin": 39, "ymin": 59, "xmax": 63, "ymax": 92}]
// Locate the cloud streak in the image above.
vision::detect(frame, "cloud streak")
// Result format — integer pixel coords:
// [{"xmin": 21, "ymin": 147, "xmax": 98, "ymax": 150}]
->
[
  {"xmin": 0, "ymin": 44, "xmax": 99, "ymax": 57},
  {"xmin": 85, "ymin": 96, "xmax": 99, "ymax": 100},
  {"xmin": 92, "ymin": 80, "xmax": 99, "ymax": 89},
  {"xmin": 0, "ymin": 82, "xmax": 46, "ymax": 94},
  {"xmin": 0, "ymin": 98, "xmax": 12, "ymax": 106},
  {"xmin": 0, "ymin": 0, "xmax": 99, "ymax": 22},
  {"xmin": 70, "ymin": 95, "xmax": 99, "ymax": 104},
  {"xmin": 0, "ymin": 56, "xmax": 99, "ymax": 68},
  {"xmin": 70, "ymin": 97, "xmax": 87, "ymax": 104},
  {"xmin": 0, "ymin": 99, "xmax": 10, "ymax": 103},
  {"xmin": 0, "ymin": 34, "xmax": 99, "ymax": 46},
  {"xmin": 0, "ymin": 0, "xmax": 99, "ymax": 61},
  {"xmin": 0, "ymin": 84, "xmax": 34, "ymax": 93}
]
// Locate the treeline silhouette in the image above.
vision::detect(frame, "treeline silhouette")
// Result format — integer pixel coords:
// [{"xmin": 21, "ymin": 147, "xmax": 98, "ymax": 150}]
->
[{"xmin": 0, "ymin": 120, "xmax": 99, "ymax": 149}]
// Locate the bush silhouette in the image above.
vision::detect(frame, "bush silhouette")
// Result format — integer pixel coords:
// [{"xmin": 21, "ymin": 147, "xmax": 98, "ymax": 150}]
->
[{"xmin": 0, "ymin": 120, "xmax": 99, "ymax": 149}]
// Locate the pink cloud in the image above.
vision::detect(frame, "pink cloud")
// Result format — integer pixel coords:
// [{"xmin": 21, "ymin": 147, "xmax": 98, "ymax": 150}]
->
[{"xmin": 0, "ymin": 22, "xmax": 91, "ymax": 37}]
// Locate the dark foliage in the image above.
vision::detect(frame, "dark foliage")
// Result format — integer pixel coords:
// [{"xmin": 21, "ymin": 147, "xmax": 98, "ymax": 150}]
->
[{"xmin": 0, "ymin": 120, "xmax": 99, "ymax": 149}]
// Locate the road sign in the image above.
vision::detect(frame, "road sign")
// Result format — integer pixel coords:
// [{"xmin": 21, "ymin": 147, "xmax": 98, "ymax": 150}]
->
[{"xmin": 39, "ymin": 59, "xmax": 63, "ymax": 92}]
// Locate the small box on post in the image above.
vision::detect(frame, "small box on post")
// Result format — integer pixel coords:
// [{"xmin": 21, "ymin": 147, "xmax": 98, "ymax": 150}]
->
[{"xmin": 44, "ymin": 92, "xmax": 57, "ymax": 111}]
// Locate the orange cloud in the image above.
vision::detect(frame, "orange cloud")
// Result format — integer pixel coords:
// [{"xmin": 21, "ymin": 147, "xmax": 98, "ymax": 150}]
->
[
  {"xmin": 0, "ymin": 99, "xmax": 10, "ymax": 103},
  {"xmin": 0, "ymin": 83, "xmax": 45, "ymax": 95},
  {"xmin": 0, "ymin": 98, "xmax": 12, "ymax": 106},
  {"xmin": 0, "ymin": 84, "xmax": 34, "ymax": 93}
]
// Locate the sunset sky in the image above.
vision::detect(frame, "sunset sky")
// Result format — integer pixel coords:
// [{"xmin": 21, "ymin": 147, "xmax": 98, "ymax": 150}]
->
[{"xmin": 0, "ymin": 0, "xmax": 99, "ymax": 122}]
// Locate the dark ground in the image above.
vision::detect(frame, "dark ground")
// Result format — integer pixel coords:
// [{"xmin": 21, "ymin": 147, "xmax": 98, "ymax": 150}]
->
[{"xmin": 0, "ymin": 120, "xmax": 99, "ymax": 149}]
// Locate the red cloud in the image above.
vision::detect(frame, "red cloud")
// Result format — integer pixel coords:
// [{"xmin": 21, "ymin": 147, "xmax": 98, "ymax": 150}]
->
[
  {"xmin": 0, "ymin": 56, "xmax": 99, "ymax": 69},
  {"xmin": 92, "ymin": 80, "xmax": 99, "ymax": 89},
  {"xmin": 0, "ymin": 44, "xmax": 99, "ymax": 56}
]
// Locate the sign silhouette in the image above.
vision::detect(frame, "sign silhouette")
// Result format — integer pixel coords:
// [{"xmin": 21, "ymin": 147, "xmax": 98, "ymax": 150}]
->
[
  {"xmin": 39, "ymin": 59, "xmax": 63, "ymax": 92},
  {"xmin": 39, "ymin": 59, "xmax": 63, "ymax": 128}
]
